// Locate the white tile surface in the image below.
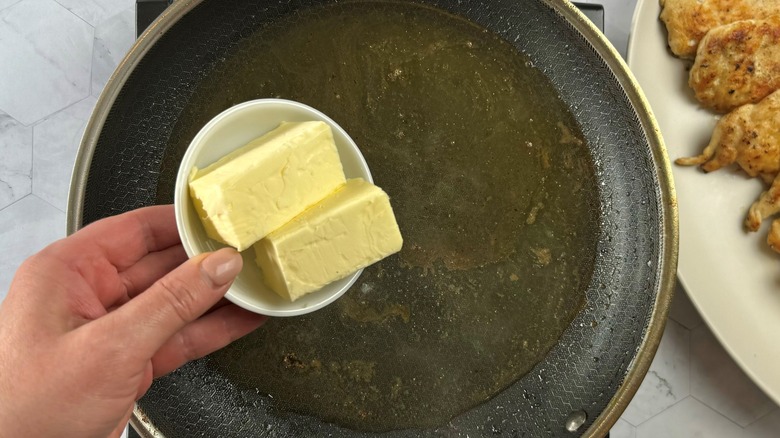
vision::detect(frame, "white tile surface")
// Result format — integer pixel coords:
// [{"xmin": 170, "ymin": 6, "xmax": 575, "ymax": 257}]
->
[
  {"xmin": 621, "ymin": 319, "xmax": 690, "ymax": 426},
  {"xmin": 0, "ymin": 195, "xmax": 64, "ymax": 297},
  {"xmin": 690, "ymin": 324, "xmax": 776, "ymax": 427},
  {"xmin": 610, "ymin": 418, "xmax": 636, "ymax": 438},
  {"xmin": 744, "ymin": 409, "xmax": 780, "ymax": 437},
  {"xmin": 0, "ymin": 0, "xmax": 92, "ymax": 125},
  {"xmin": 0, "ymin": 111, "xmax": 32, "ymax": 209},
  {"xmin": 32, "ymin": 96, "xmax": 97, "ymax": 212},
  {"xmin": 91, "ymin": 6, "xmax": 135, "ymax": 96},
  {"xmin": 668, "ymin": 280, "xmax": 704, "ymax": 330},
  {"xmin": 636, "ymin": 397, "xmax": 743, "ymax": 438},
  {"xmin": 53, "ymin": 0, "xmax": 134, "ymax": 26},
  {"xmin": 0, "ymin": 2, "xmax": 778, "ymax": 438},
  {"xmin": 0, "ymin": 0, "xmax": 21, "ymax": 12}
]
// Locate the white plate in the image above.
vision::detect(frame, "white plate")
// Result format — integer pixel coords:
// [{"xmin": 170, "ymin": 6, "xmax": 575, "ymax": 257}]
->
[{"xmin": 627, "ymin": 0, "xmax": 780, "ymax": 403}]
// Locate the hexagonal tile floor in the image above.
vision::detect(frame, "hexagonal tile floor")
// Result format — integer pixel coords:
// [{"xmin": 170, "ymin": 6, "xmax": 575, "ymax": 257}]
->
[
  {"xmin": 0, "ymin": 1, "xmax": 777, "ymax": 437},
  {"xmin": 0, "ymin": 0, "xmax": 93, "ymax": 125},
  {"xmin": 0, "ymin": 110, "xmax": 32, "ymax": 208}
]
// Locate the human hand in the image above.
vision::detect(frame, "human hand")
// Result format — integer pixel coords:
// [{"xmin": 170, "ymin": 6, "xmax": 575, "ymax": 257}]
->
[{"xmin": 0, "ymin": 205, "xmax": 266, "ymax": 438}]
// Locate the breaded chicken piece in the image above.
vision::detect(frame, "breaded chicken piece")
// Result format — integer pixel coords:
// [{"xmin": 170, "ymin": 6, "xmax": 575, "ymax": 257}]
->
[
  {"xmin": 766, "ymin": 219, "xmax": 780, "ymax": 252},
  {"xmin": 689, "ymin": 16, "xmax": 780, "ymax": 113},
  {"xmin": 746, "ymin": 174, "xmax": 780, "ymax": 231},
  {"xmin": 659, "ymin": 0, "xmax": 778, "ymax": 59},
  {"xmin": 676, "ymin": 88, "xmax": 780, "ymax": 180}
]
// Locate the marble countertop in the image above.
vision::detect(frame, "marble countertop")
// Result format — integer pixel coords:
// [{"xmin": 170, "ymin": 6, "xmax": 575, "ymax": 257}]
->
[{"xmin": 0, "ymin": 0, "xmax": 777, "ymax": 436}]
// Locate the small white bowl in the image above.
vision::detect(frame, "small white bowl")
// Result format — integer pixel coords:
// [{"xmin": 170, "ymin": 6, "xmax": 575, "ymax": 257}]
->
[{"xmin": 174, "ymin": 99, "xmax": 372, "ymax": 316}]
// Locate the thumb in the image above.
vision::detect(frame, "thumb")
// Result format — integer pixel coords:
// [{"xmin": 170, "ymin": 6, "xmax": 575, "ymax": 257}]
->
[{"xmin": 104, "ymin": 247, "xmax": 243, "ymax": 358}]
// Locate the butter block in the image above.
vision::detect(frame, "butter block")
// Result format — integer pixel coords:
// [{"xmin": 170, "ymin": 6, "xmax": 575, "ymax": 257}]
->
[
  {"xmin": 188, "ymin": 121, "xmax": 346, "ymax": 251},
  {"xmin": 254, "ymin": 178, "xmax": 403, "ymax": 302}
]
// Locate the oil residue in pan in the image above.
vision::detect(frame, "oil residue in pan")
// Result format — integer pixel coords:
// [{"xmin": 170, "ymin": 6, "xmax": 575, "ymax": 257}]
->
[{"xmin": 157, "ymin": 1, "xmax": 599, "ymax": 432}]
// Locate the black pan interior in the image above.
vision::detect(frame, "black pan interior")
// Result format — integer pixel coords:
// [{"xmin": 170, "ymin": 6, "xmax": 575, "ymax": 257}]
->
[{"xmin": 79, "ymin": 0, "xmax": 665, "ymax": 436}]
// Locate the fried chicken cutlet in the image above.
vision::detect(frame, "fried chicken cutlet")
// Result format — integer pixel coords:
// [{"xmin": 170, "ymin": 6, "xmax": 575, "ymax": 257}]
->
[
  {"xmin": 766, "ymin": 219, "xmax": 780, "ymax": 252},
  {"xmin": 676, "ymin": 88, "xmax": 780, "ymax": 181},
  {"xmin": 660, "ymin": 0, "xmax": 778, "ymax": 59},
  {"xmin": 689, "ymin": 16, "xmax": 780, "ymax": 113},
  {"xmin": 746, "ymin": 173, "xmax": 780, "ymax": 231}
]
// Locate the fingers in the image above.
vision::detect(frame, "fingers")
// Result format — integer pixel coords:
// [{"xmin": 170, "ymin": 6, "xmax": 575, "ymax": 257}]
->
[
  {"xmin": 65, "ymin": 205, "xmax": 181, "ymax": 271},
  {"xmin": 100, "ymin": 248, "xmax": 243, "ymax": 358},
  {"xmin": 205, "ymin": 298, "xmax": 234, "ymax": 315},
  {"xmin": 150, "ymin": 304, "xmax": 267, "ymax": 377},
  {"xmin": 118, "ymin": 244, "xmax": 187, "ymax": 302}
]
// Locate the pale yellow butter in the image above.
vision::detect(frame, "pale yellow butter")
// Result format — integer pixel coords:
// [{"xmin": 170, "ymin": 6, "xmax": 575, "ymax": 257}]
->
[
  {"xmin": 254, "ymin": 178, "xmax": 403, "ymax": 302},
  {"xmin": 188, "ymin": 121, "xmax": 346, "ymax": 251}
]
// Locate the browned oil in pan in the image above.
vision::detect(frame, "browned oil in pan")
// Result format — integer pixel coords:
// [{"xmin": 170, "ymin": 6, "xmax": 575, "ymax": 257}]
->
[
  {"xmin": 154, "ymin": 2, "xmax": 598, "ymax": 431},
  {"xmin": 70, "ymin": 0, "xmax": 676, "ymax": 436}
]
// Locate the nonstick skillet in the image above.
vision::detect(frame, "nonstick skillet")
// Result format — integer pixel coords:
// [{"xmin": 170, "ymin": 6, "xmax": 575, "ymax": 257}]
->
[{"xmin": 67, "ymin": 1, "xmax": 677, "ymax": 436}]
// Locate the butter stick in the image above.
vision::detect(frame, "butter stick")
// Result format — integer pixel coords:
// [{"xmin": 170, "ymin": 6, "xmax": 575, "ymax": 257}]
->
[
  {"xmin": 188, "ymin": 121, "xmax": 346, "ymax": 251},
  {"xmin": 254, "ymin": 178, "xmax": 403, "ymax": 302}
]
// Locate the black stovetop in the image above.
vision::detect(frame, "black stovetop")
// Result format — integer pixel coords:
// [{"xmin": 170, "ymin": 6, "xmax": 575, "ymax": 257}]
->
[{"xmin": 135, "ymin": 1, "xmax": 605, "ymax": 38}]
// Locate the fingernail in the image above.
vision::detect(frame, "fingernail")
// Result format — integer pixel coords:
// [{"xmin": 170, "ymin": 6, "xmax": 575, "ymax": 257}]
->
[{"xmin": 201, "ymin": 248, "xmax": 243, "ymax": 286}]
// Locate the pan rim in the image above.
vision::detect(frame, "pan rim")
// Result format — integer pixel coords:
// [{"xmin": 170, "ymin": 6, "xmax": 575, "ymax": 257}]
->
[
  {"xmin": 542, "ymin": 2, "xmax": 678, "ymax": 437},
  {"xmin": 66, "ymin": 0, "xmax": 678, "ymax": 436}
]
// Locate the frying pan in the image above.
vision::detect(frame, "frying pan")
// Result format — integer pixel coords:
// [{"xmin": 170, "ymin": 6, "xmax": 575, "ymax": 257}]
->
[{"xmin": 66, "ymin": 0, "xmax": 677, "ymax": 436}]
